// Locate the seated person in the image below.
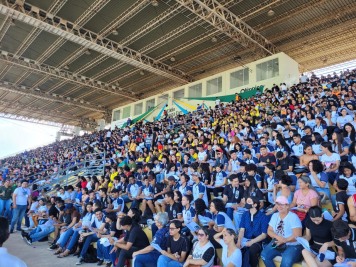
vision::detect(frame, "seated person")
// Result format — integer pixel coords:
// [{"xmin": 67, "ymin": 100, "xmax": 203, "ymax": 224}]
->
[
  {"xmin": 222, "ymin": 174, "xmax": 244, "ymax": 223},
  {"xmin": 331, "ymin": 220, "xmax": 356, "ymax": 266},
  {"xmin": 301, "ymin": 206, "xmax": 335, "ymax": 267},
  {"xmin": 237, "ymin": 197, "xmax": 269, "ymax": 267},
  {"xmin": 261, "ymin": 196, "xmax": 303, "ymax": 267},
  {"xmin": 133, "ymin": 212, "xmax": 170, "ymax": 267},
  {"xmin": 157, "ymin": 220, "xmax": 189, "ymax": 267},
  {"xmin": 111, "ymin": 216, "xmax": 150, "ymax": 267},
  {"xmin": 214, "ymin": 228, "xmax": 242, "ymax": 267},
  {"xmin": 183, "ymin": 227, "xmax": 215, "ymax": 267}
]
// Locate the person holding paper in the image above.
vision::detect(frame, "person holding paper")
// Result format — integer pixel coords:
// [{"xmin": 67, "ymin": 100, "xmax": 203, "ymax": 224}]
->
[
  {"xmin": 133, "ymin": 212, "xmax": 169, "ymax": 267},
  {"xmin": 301, "ymin": 206, "xmax": 336, "ymax": 267},
  {"xmin": 157, "ymin": 220, "xmax": 189, "ymax": 267},
  {"xmin": 331, "ymin": 220, "xmax": 356, "ymax": 266}
]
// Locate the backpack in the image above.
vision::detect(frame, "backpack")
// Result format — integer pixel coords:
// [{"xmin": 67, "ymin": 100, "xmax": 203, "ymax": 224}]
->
[{"xmin": 83, "ymin": 244, "xmax": 98, "ymax": 263}]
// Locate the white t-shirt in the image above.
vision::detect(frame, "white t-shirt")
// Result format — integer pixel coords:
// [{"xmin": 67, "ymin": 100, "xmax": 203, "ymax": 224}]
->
[
  {"xmin": 198, "ymin": 151, "xmax": 207, "ymax": 161},
  {"xmin": 0, "ymin": 247, "xmax": 27, "ymax": 267},
  {"xmin": 337, "ymin": 115, "xmax": 352, "ymax": 128},
  {"xmin": 291, "ymin": 143, "xmax": 304, "ymax": 157},
  {"xmin": 219, "ymin": 240, "xmax": 242, "ymax": 267},
  {"xmin": 14, "ymin": 187, "xmax": 30, "ymax": 205},
  {"xmin": 320, "ymin": 153, "xmax": 340, "ymax": 172},
  {"xmin": 269, "ymin": 212, "xmax": 302, "ymax": 245}
]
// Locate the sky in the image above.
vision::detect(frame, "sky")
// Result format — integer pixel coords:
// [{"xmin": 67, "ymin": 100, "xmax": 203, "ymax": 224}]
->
[{"xmin": 0, "ymin": 118, "xmax": 60, "ymax": 159}]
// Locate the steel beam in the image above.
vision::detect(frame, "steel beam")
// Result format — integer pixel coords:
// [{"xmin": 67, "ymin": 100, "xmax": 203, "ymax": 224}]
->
[
  {"xmin": 0, "ymin": 1, "xmax": 192, "ymax": 84},
  {"xmin": 0, "ymin": 49, "xmax": 138, "ymax": 102},
  {"xmin": 0, "ymin": 80, "xmax": 105, "ymax": 113},
  {"xmin": 175, "ymin": 0, "xmax": 277, "ymax": 55},
  {"xmin": 0, "ymin": 112, "xmax": 65, "ymax": 127}
]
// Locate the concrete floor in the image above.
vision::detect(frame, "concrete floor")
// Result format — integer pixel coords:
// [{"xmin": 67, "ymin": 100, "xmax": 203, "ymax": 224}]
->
[{"xmin": 4, "ymin": 232, "xmax": 98, "ymax": 267}]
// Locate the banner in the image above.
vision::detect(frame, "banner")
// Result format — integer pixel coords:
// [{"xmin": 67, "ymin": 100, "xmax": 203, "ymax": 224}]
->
[
  {"xmin": 184, "ymin": 85, "xmax": 264, "ymax": 102},
  {"xmin": 154, "ymin": 102, "xmax": 168, "ymax": 121},
  {"xmin": 173, "ymin": 101, "xmax": 189, "ymax": 114}
]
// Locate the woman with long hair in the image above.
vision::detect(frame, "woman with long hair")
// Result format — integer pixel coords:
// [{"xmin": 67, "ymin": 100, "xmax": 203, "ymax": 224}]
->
[
  {"xmin": 299, "ymin": 144, "xmax": 318, "ymax": 167},
  {"xmin": 311, "ymin": 132, "xmax": 324, "ymax": 156},
  {"xmin": 290, "ymin": 175, "xmax": 319, "ymax": 223},
  {"xmin": 343, "ymin": 122, "xmax": 356, "ymax": 145},
  {"xmin": 308, "ymin": 159, "xmax": 331, "ymax": 203},
  {"xmin": 214, "ymin": 228, "xmax": 242, "ymax": 267},
  {"xmin": 275, "ymin": 135, "xmax": 290, "ymax": 157},
  {"xmin": 320, "ymin": 141, "xmax": 340, "ymax": 185},
  {"xmin": 331, "ymin": 131, "xmax": 349, "ymax": 159}
]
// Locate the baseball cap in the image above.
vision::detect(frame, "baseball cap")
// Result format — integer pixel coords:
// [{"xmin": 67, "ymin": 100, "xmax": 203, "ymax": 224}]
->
[{"xmin": 275, "ymin": 196, "xmax": 289, "ymax": 205}]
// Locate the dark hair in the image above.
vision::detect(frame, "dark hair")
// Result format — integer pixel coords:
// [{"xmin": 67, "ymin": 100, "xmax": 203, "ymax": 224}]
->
[
  {"xmin": 336, "ymin": 179, "xmax": 348, "ymax": 191},
  {"xmin": 312, "ymin": 132, "xmax": 324, "ymax": 145},
  {"xmin": 225, "ymin": 228, "xmax": 238, "ymax": 242},
  {"xmin": 194, "ymin": 198, "xmax": 207, "ymax": 216},
  {"xmin": 166, "ymin": 191, "xmax": 174, "ymax": 200},
  {"xmin": 321, "ymin": 141, "xmax": 333, "ymax": 152},
  {"xmin": 280, "ymin": 175, "xmax": 293, "ymax": 186},
  {"xmin": 245, "ymin": 163, "xmax": 257, "ymax": 173},
  {"xmin": 309, "ymin": 159, "xmax": 324, "ymax": 173},
  {"xmin": 170, "ymin": 220, "xmax": 182, "ymax": 230},
  {"xmin": 308, "ymin": 206, "xmax": 323, "ymax": 218},
  {"xmin": 129, "ymin": 208, "xmax": 142, "ymax": 223},
  {"xmin": 229, "ymin": 174, "xmax": 239, "ymax": 182},
  {"xmin": 94, "ymin": 208, "xmax": 102, "ymax": 214},
  {"xmin": 0, "ymin": 217, "xmax": 9, "ymax": 246},
  {"xmin": 120, "ymin": 216, "xmax": 133, "ymax": 226},
  {"xmin": 211, "ymin": 198, "xmax": 226, "ymax": 212},
  {"xmin": 265, "ymin": 163, "xmax": 275, "ymax": 172},
  {"xmin": 99, "ymin": 187, "xmax": 108, "ymax": 194},
  {"xmin": 82, "ymin": 202, "xmax": 93, "ymax": 217},
  {"xmin": 183, "ymin": 194, "xmax": 193, "ymax": 204},
  {"xmin": 331, "ymin": 219, "xmax": 350, "ymax": 239},
  {"xmin": 174, "ymin": 190, "xmax": 182, "ymax": 202}
]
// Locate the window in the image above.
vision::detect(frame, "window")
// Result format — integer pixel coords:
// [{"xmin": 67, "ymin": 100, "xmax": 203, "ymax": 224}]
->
[
  {"xmin": 113, "ymin": 110, "xmax": 121, "ymax": 121},
  {"xmin": 122, "ymin": 106, "xmax": 131, "ymax": 119},
  {"xmin": 134, "ymin": 103, "xmax": 143, "ymax": 116},
  {"xmin": 173, "ymin": 89, "xmax": 185, "ymax": 99},
  {"xmin": 206, "ymin": 77, "xmax": 222, "ymax": 95},
  {"xmin": 146, "ymin": 99, "xmax": 155, "ymax": 111},
  {"xmin": 188, "ymin": 83, "xmax": 202, "ymax": 97},
  {"xmin": 230, "ymin": 68, "xmax": 249, "ymax": 88},
  {"xmin": 256, "ymin": 58, "xmax": 279, "ymax": 82}
]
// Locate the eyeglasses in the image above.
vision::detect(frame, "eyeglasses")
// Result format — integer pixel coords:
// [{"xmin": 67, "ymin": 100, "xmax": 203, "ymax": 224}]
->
[
  {"xmin": 197, "ymin": 233, "xmax": 205, "ymax": 237},
  {"xmin": 169, "ymin": 228, "xmax": 177, "ymax": 231}
]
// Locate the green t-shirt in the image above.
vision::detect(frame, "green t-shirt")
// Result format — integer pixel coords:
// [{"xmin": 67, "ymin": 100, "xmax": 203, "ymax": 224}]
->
[{"xmin": 0, "ymin": 186, "xmax": 13, "ymax": 200}]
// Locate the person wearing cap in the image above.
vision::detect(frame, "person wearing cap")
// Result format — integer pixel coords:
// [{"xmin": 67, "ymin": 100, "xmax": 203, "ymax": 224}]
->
[
  {"xmin": 331, "ymin": 220, "xmax": 356, "ymax": 266},
  {"xmin": 261, "ymin": 195, "xmax": 303, "ymax": 267},
  {"xmin": 10, "ymin": 180, "xmax": 31, "ymax": 233},
  {"xmin": 192, "ymin": 172, "xmax": 208, "ymax": 206}
]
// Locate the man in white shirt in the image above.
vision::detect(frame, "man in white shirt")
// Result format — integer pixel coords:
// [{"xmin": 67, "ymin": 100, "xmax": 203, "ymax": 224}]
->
[
  {"xmin": 10, "ymin": 180, "xmax": 31, "ymax": 233},
  {"xmin": 0, "ymin": 217, "xmax": 27, "ymax": 267}
]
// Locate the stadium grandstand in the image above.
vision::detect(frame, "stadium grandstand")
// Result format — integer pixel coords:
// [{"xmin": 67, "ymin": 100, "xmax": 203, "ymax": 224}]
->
[{"xmin": 0, "ymin": 1, "xmax": 356, "ymax": 267}]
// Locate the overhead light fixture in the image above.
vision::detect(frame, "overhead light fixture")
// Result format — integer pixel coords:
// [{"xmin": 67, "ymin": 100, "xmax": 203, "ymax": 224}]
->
[
  {"xmin": 85, "ymin": 49, "xmax": 91, "ymax": 55},
  {"xmin": 151, "ymin": 0, "xmax": 159, "ymax": 6},
  {"xmin": 140, "ymin": 70, "xmax": 145, "ymax": 76},
  {"xmin": 112, "ymin": 29, "xmax": 118, "ymax": 35},
  {"xmin": 267, "ymin": 9, "xmax": 275, "ymax": 16},
  {"xmin": 170, "ymin": 56, "xmax": 176, "ymax": 62},
  {"xmin": 211, "ymin": 37, "xmax": 217, "ymax": 43}
]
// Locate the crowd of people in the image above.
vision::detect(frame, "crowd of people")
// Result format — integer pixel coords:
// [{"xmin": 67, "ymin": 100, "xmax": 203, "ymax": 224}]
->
[{"xmin": 1, "ymin": 68, "xmax": 356, "ymax": 267}]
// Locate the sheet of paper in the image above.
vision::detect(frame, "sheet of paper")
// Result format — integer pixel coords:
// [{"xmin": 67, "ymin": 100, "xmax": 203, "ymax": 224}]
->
[
  {"xmin": 323, "ymin": 210, "xmax": 334, "ymax": 221},
  {"xmin": 186, "ymin": 221, "xmax": 201, "ymax": 232}
]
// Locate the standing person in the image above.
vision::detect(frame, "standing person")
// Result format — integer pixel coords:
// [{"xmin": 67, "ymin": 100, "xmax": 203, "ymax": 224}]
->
[
  {"xmin": 0, "ymin": 180, "xmax": 13, "ymax": 220},
  {"xmin": 0, "ymin": 217, "xmax": 27, "ymax": 267},
  {"xmin": 260, "ymin": 196, "xmax": 303, "ymax": 267},
  {"xmin": 10, "ymin": 180, "xmax": 31, "ymax": 233}
]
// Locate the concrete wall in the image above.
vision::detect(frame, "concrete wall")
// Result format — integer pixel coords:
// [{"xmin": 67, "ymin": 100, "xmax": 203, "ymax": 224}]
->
[{"xmin": 111, "ymin": 52, "xmax": 299, "ymax": 128}]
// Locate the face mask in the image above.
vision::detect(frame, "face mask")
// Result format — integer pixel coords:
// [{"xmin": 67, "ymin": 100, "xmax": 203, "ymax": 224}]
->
[{"xmin": 245, "ymin": 203, "xmax": 253, "ymax": 209}]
